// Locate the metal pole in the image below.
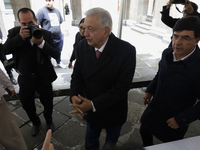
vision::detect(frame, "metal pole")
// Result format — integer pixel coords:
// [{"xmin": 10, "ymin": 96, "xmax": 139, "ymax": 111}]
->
[{"xmin": 117, "ymin": 0, "xmax": 125, "ymax": 39}]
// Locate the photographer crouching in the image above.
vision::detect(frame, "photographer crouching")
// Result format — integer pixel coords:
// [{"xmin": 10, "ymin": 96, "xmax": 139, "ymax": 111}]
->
[
  {"xmin": 3, "ymin": 8, "xmax": 60, "ymax": 137},
  {"xmin": 161, "ymin": 0, "xmax": 200, "ymax": 28}
]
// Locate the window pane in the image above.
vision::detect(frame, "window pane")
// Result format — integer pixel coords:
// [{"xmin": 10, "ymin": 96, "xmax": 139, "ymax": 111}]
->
[{"xmin": 3, "ymin": 0, "xmax": 12, "ymax": 9}]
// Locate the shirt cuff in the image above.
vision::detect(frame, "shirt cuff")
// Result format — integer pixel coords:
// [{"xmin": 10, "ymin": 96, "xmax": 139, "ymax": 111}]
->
[
  {"xmin": 91, "ymin": 101, "xmax": 96, "ymax": 112},
  {"xmin": 38, "ymin": 40, "xmax": 45, "ymax": 49}
]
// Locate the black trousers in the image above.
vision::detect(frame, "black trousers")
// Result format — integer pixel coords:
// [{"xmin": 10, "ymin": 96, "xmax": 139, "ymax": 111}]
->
[{"xmin": 18, "ymin": 75, "xmax": 53, "ymax": 125}]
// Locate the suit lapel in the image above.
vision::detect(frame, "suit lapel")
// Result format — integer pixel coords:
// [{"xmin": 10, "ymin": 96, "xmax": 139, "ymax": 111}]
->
[{"xmin": 86, "ymin": 33, "xmax": 117, "ymax": 78}]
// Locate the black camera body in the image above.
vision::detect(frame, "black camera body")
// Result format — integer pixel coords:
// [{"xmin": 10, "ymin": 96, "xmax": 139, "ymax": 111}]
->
[
  {"xmin": 172, "ymin": 0, "xmax": 186, "ymax": 4},
  {"xmin": 28, "ymin": 23, "xmax": 42, "ymax": 39}
]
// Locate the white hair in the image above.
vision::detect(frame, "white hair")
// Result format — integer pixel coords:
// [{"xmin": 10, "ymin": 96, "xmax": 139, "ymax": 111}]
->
[{"xmin": 84, "ymin": 7, "xmax": 112, "ymax": 32}]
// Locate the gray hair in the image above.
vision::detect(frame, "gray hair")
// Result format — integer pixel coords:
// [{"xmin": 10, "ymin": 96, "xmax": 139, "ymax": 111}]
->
[{"xmin": 84, "ymin": 7, "xmax": 112, "ymax": 32}]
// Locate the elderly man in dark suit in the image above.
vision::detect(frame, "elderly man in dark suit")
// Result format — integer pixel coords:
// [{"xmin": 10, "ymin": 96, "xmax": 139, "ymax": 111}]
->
[
  {"xmin": 70, "ymin": 7, "xmax": 136, "ymax": 150},
  {"xmin": 3, "ymin": 7, "xmax": 59, "ymax": 137}
]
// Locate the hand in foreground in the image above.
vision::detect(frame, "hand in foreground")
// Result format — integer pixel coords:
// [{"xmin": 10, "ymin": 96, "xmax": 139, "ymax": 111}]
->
[
  {"xmin": 34, "ymin": 129, "xmax": 54, "ymax": 150},
  {"xmin": 143, "ymin": 92, "xmax": 152, "ymax": 106},
  {"xmin": 69, "ymin": 94, "xmax": 92, "ymax": 119},
  {"xmin": 167, "ymin": 117, "xmax": 179, "ymax": 129}
]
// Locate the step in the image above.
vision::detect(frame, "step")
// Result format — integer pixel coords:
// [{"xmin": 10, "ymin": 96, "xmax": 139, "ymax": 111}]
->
[
  {"xmin": 141, "ymin": 20, "xmax": 152, "ymax": 26},
  {"xmin": 131, "ymin": 26, "xmax": 150, "ymax": 34},
  {"xmin": 135, "ymin": 23, "xmax": 151, "ymax": 30}
]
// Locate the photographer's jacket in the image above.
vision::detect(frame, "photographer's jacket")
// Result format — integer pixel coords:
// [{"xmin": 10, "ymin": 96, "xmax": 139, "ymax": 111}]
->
[{"xmin": 3, "ymin": 26, "xmax": 59, "ymax": 85}]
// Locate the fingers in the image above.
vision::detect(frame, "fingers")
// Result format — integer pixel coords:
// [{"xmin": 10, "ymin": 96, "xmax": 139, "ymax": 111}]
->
[
  {"xmin": 70, "ymin": 104, "xmax": 84, "ymax": 114},
  {"xmin": 41, "ymin": 129, "xmax": 52, "ymax": 150},
  {"xmin": 69, "ymin": 109, "xmax": 84, "ymax": 119},
  {"xmin": 20, "ymin": 26, "xmax": 30, "ymax": 39}
]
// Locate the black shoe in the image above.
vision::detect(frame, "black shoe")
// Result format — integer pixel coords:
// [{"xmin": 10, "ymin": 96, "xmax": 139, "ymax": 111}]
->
[
  {"xmin": 31, "ymin": 123, "xmax": 41, "ymax": 137},
  {"xmin": 46, "ymin": 122, "xmax": 54, "ymax": 132}
]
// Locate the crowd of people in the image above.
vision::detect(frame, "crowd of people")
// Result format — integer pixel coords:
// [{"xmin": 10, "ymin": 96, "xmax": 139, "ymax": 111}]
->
[{"xmin": 0, "ymin": 0, "xmax": 200, "ymax": 149}]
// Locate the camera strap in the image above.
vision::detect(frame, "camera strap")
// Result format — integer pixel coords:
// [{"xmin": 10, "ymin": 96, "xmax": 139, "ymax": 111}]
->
[{"xmin": 175, "ymin": 4, "xmax": 183, "ymax": 13}]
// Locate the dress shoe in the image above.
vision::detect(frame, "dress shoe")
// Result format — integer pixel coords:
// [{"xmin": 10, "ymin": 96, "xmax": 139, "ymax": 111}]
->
[
  {"xmin": 46, "ymin": 122, "xmax": 54, "ymax": 132},
  {"xmin": 31, "ymin": 123, "xmax": 41, "ymax": 137}
]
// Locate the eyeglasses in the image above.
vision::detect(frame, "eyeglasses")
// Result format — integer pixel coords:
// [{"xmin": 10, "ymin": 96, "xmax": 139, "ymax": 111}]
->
[{"xmin": 172, "ymin": 35, "xmax": 196, "ymax": 43}]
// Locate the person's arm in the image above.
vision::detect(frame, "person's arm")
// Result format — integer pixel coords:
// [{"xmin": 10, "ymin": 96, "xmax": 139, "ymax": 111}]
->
[
  {"xmin": 36, "ymin": 30, "xmax": 60, "ymax": 59},
  {"xmin": 160, "ymin": 5, "xmax": 179, "ymax": 28},
  {"xmin": 0, "ymin": 68, "xmax": 18, "ymax": 98}
]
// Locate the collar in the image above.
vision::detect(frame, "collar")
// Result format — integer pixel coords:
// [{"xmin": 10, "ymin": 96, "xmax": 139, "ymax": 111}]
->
[
  {"xmin": 95, "ymin": 38, "xmax": 109, "ymax": 53},
  {"xmin": 169, "ymin": 46, "xmax": 200, "ymax": 68},
  {"xmin": 173, "ymin": 47, "xmax": 196, "ymax": 62}
]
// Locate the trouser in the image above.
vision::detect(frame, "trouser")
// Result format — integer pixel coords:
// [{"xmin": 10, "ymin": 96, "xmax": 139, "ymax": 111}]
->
[
  {"xmin": 18, "ymin": 75, "xmax": 53, "ymax": 125},
  {"xmin": 53, "ymin": 33, "xmax": 64, "ymax": 64},
  {"xmin": 85, "ymin": 123, "xmax": 122, "ymax": 150},
  {"xmin": 0, "ymin": 97, "xmax": 27, "ymax": 150},
  {"xmin": 140, "ymin": 121, "xmax": 188, "ymax": 147}
]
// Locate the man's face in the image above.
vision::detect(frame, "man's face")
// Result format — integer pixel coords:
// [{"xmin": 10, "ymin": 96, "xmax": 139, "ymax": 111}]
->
[
  {"xmin": 172, "ymin": 30, "xmax": 200, "ymax": 60},
  {"xmin": 19, "ymin": 11, "xmax": 37, "ymax": 27},
  {"xmin": 46, "ymin": 0, "xmax": 54, "ymax": 9},
  {"xmin": 84, "ymin": 15, "xmax": 110, "ymax": 49}
]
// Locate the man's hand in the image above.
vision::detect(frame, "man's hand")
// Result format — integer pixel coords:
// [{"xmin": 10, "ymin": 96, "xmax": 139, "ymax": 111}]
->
[
  {"xmin": 0, "ymin": 39, "xmax": 2, "ymax": 44},
  {"xmin": 10, "ymin": 90, "xmax": 18, "ymax": 99},
  {"xmin": 143, "ymin": 92, "xmax": 152, "ymax": 106},
  {"xmin": 69, "ymin": 95, "xmax": 93, "ymax": 119},
  {"xmin": 19, "ymin": 26, "xmax": 30, "ymax": 39},
  {"xmin": 32, "ymin": 36, "xmax": 44, "ymax": 45},
  {"xmin": 34, "ymin": 130, "xmax": 54, "ymax": 150},
  {"xmin": 69, "ymin": 95, "xmax": 84, "ymax": 119},
  {"xmin": 167, "ymin": 0, "xmax": 174, "ymax": 9},
  {"xmin": 184, "ymin": 1, "xmax": 194, "ymax": 14},
  {"xmin": 167, "ymin": 117, "xmax": 179, "ymax": 129},
  {"xmin": 68, "ymin": 61, "xmax": 73, "ymax": 69}
]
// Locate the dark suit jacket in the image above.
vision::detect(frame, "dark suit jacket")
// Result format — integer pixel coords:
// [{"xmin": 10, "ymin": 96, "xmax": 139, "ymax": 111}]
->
[
  {"xmin": 3, "ymin": 26, "xmax": 60, "ymax": 85},
  {"xmin": 141, "ymin": 47, "xmax": 200, "ymax": 139},
  {"xmin": 70, "ymin": 33, "xmax": 136, "ymax": 128}
]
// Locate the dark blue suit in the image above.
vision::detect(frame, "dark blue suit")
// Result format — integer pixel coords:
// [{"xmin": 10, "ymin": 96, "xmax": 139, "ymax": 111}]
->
[{"xmin": 140, "ymin": 47, "xmax": 200, "ymax": 145}]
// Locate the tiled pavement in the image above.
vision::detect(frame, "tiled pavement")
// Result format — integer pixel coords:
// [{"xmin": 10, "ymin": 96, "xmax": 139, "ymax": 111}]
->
[{"xmin": 1, "ymin": 24, "xmax": 200, "ymax": 150}]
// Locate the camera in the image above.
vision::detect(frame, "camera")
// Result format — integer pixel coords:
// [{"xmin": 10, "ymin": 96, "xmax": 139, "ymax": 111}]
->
[
  {"xmin": 172, "ymin": 0, "xmax": 186, "ymax": 4},
  {"xmin": 28, "ymin": 23, "xmax": 42, "ymax": 39}
]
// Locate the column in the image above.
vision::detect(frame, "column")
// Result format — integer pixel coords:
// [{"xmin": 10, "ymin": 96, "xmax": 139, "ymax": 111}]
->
[
  {"xmin": 70, "ymin": 0, "xmax": 82, "ymax": 26},
  {"xmin": 10, "ymin": 0, "xmax": 31, "ymax": 26}
]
